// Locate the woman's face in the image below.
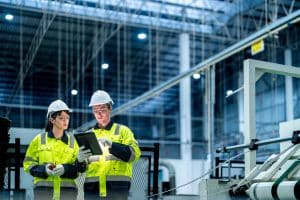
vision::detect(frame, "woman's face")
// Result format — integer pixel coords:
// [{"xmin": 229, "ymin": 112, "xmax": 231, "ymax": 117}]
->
[{"xmin": 50, "ymin": 111, "xmax": 70, "ymax": 130}]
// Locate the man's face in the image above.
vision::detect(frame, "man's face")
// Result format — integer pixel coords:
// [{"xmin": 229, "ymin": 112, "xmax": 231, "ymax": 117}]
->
[{"xmin": 92, "ymin": 104, "xmax": 111, "ymax": 127}]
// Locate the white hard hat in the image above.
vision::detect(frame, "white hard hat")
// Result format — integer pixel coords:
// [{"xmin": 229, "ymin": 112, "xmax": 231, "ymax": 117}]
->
[
  {"xmin": 89, "ymin": 90, "xmax": 114, "ymax": 107},
  {"xmin": 47, "ymin": 100, "xmax": 72, "ymax": 118}
]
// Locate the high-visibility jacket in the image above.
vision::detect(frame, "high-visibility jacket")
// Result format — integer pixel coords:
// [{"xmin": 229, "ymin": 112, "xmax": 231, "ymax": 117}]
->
[
  {"xmin": 23, "ymin": 131, "xmax": 80, "ymax": 199},
  {"xmin": 85, "ymin": 122, "xmax": 141, "ymax": 196}
]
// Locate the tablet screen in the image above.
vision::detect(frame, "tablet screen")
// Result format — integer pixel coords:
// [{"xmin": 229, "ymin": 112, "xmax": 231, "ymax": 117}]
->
[{"xmin": 74, "ymin": 131, "xmax": 102, "ymax": 155}]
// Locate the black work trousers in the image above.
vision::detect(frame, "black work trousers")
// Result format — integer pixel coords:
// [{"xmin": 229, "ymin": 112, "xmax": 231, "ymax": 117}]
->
[{"xmin": 84, "ymin": 181, "xmax": 131, "ymax": 200}]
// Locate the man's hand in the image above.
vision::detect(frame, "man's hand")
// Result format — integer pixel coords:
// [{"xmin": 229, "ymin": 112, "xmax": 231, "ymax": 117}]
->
[
  {"xmin": 77, "ymin": 146, "xmax": 92, "ymax": 162},
  {"xmin": 98, "ymin": 138, "xmax": 112, "ymax": 148},
  {"xmin": 88, "ymin": 155, "xmax": 100, "ymax": 163}
]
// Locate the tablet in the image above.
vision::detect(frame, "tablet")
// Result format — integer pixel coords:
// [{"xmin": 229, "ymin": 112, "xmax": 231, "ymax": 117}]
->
[{"xmin": 74, "ymin": 131, "xmax": 102, "ymax": 155}]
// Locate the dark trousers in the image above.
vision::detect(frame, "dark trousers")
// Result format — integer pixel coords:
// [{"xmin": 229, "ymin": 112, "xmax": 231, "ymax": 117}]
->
[
  {"xmin": 34, "ymin": 186, "xmax": 77, "ymax": 200},
  {"xmin": 84, "ymin": 181, "xmax": 131, "ymax": 200}
]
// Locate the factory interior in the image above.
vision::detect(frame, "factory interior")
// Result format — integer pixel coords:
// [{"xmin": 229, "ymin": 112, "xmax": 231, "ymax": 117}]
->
[{"xmin": 1, "ymin": 0, "xmax": 300, "ymax": 199}]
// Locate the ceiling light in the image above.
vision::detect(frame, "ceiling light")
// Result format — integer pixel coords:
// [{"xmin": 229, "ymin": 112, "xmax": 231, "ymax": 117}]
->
[
  {"xmin": 101, "ymin": 63, "xmax": 109, "ymax": 69},
  {"xmin": 71, "ymin": 89, "xmax": 78, "ymax": 96},
  {"xmin": 5, "ymin": 14, "xmax": 14, "ymax": 21},
  {"xmin": 226, "ymin": 90, "xmax": 233, "ymax": 96},
  {"xmin": 137, "ymin": 33, "xmax": 147, "ymax": 40},
  {"xmin": 192, "ymin": 73, "xmax": 200, "ymax": 79}
]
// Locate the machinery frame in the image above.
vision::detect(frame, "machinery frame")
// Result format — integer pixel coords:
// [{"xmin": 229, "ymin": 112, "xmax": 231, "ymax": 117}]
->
[{"xmin": 243, "ymin": 59, "xmax": 300, "ymax": 175}]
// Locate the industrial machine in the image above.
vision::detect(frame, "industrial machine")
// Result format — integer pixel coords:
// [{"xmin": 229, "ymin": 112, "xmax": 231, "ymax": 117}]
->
[
  {"xmin": 205, "ymin": 128, "xmax": 299, "ymax": 200},
  {"xmin": 200, "ymin": 60, "xmax": 300, "ymax": 200},
  {"xmin": 230, "ymin": 131, "xmax": 300, "ymax": 200}
]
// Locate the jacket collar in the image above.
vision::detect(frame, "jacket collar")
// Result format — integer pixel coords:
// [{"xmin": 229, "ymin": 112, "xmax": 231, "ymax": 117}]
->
[
  {"xmin": 94, "ymin": 120, "xmax": 114, "ymax": 130},
  {"xmin": 48, "ymin": 130, "xmax": 68, "ymax": 145}
]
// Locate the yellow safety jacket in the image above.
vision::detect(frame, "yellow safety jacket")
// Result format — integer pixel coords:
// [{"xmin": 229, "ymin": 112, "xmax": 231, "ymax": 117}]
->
[
  {"xmin": 86, "ymin": 122, "xmax": 141, "ymax": 197},
  {"xmin": 23, "ymin": 132, "xmax": 79, "ymax": 199}
]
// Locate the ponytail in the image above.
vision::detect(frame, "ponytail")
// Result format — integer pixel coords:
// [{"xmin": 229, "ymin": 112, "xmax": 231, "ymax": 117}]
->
[{"xmin": 45, "ymin": 120, "xmax": 53, "ymax": 132}]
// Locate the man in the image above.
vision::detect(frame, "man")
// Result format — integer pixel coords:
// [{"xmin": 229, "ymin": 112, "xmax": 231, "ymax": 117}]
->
[{"xmin": 84, "ymin": 90, "xmax": 141, "ymax": 200}]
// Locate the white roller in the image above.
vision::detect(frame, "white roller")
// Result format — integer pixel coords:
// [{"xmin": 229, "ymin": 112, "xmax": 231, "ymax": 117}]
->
[
  {"xmin": 247, "ymin": 182, "xmax": 274, "ymax": 200},
  {"xmin": 247, "ymin": 181, "xmax": 299, "ymax": 200},
  {"xmin": 277, "ymin": 181, "xmax": 297, "ymax": 199}
]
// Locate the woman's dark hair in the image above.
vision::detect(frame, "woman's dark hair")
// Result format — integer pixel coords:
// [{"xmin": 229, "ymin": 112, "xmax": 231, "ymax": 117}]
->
[{"xmin": 45, "ymin": 110, "xmax": 70, "ymax": 132}]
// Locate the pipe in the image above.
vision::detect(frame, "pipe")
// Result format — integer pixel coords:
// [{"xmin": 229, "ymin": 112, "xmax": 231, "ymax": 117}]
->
[
  {"xmin": 159, "ymin": 160, "xmax": 176, "ymax": 195},
  {"xmin": 216, "ymin": 136, "xmax": 292, "ymax": 153}
]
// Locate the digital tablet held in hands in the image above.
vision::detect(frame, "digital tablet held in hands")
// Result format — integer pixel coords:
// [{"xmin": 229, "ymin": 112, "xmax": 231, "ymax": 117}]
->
[{"xmin": 74, "ymin": 132, "xmax": 102, "ymax": 155}]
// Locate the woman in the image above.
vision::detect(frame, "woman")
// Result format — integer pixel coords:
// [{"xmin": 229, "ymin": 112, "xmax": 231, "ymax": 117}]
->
[{"xmin": 23, "ymin": 100, "xmax": 90, "ymax": 200}]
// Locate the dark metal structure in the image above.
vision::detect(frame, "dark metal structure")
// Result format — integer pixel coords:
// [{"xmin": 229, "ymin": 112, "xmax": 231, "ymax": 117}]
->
[{"xmin": 0, "ymin": 117, "xmax": 10, "ymax": 190}]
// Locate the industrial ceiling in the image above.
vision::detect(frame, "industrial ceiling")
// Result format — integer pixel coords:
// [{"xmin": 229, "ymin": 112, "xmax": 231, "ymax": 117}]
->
[{"xmin": 0, "ymin": 0, "xmax": 299, "ymax": 135}]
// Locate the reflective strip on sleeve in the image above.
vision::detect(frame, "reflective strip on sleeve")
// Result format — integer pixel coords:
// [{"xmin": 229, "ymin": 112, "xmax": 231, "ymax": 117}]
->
[
  {"xmin": 23, "ymin": 156, "xmax": 37, "ymax": 162},
  {"xmin": 128, "ymin": 146, "xmax": 135, "ymax": 162}
]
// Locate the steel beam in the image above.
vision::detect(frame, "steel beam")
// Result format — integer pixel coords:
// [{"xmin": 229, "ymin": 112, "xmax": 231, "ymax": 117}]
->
[{"xmin": 78, "ymin": 9, "xmax": 300, "ymax": 130}]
